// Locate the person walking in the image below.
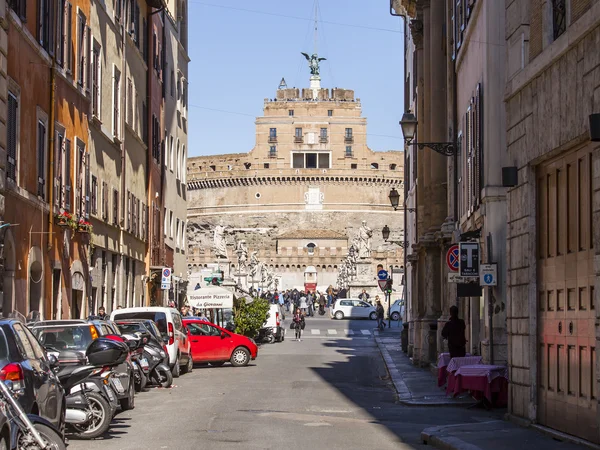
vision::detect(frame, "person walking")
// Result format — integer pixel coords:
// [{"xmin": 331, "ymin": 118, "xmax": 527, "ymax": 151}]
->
[
  {"xmin": 293, "ymin": 308, "xmax": 305, "ymax": 341},
  {"xmin": 326, "ymin": 285, "xmax": 333, "ymax": 308},
  {"xmin": 318, "ymin": 294, "xmax": 326, "ymax": 316},
  {"xmin": 306, "ymin": 291, "xmax": 314, "ymax": 317},
  {"xmin": 299, "ymin": 293, "xmax": 308, "ymax": 315},
  {"xmin": 97, "ymin": 306, "xmax": 107, "ymax": 320},
  {"xmin": 441, "ymin": 305, "xmax": 467, "ymax": 358},
  {"xmin": 359, "ymin": 289, "xmax": 370, "ymax": 303},
  {"xmin": 376, "ymin": 300, "xmax": 385, "ymax": 331}
]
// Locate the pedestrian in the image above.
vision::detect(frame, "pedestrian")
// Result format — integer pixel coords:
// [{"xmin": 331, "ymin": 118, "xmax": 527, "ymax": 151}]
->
[
  {"xmin": 97, "ymin": 306, "xmax": 107, "ymax": 320},
  {"xmin": 293, "ymin": 308, "xmax": 305, "ymax": 341},
  {"xmin": 373, "ymin": 294, "xmax": 381, "ymax": 307},
  {"xmin": 441, "ymin": 305, "xmax": 467, "ymax": 358},
  {"xmin": 359, "ymin": 289, "xmax": 370, "ymax": 303},
  {"xmin": 376, "ymin": 300, "xmax": 385, "ymax": 331},
  {"xmin": 326, "ymin": 285, "xmax": 333, "ymax": 308},
  {"xmin": 180, "ymin": 305, "xmax": 192, "ymax": 317},
  {"xmin": 318, "ymin": 294, "xmax": 326, "ymax": 315},
  {"xmin": 299, "ymin": 293, "xmax": 308, "ymax": 315},
  {"xmin": 306, "ymin": 291, "xmax": 314, "ymax": 317}
]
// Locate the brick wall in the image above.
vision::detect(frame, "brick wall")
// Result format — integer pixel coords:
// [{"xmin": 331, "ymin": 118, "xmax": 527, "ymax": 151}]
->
[
  {"xmin": 529, "ymin": 0, "xmax": 543, "ymax": 61},
  {"xmin": 571, "ymin": 0, "xmax": 592, "ymax": 23}
]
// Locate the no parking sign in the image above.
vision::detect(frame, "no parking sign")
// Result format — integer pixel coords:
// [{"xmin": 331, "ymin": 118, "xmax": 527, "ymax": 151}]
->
[{"xmin": 446, "ymin": 245, "xmax": 459, "ymax": 272}]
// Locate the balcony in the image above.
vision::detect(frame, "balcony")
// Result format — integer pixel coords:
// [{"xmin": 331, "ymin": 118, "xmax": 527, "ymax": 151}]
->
[
  {"xmin": 268, "ymin": 136, "xmax": 277, "ymax": 143},
  {"xmin": 344, "ymin": 136, "xmax": 354, "ymax": 144},
  {"xmin": 345, "ymin": 151, "xmax": 353, "ymax": 158},
  {"xmin": 294, "ymin": 135, "xmax": 304, "ymax": 143},
  {"xmin": 319, "ymin": 136, "xmax": 328, "ymax": 143},
  {"xmin": 269, "ymin": 150, "xmax": 277, "ymax": 158}
]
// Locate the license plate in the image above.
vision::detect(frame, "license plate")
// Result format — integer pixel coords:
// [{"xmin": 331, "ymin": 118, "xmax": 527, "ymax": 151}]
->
[
  {"xmin": 105, "ymin": 386, "xmax": 116, "ymax": 401},
  {"xmin": 140, "ymin": 358, "xmax": 149, "ymax": 369},
  {"xmin": 111, "ymin": 378, "xmax": 124, "ymax": 394}
]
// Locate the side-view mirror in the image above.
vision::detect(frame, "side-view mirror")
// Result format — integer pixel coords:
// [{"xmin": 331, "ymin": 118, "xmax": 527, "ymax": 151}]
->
[
  {"xmin": 47, "ymin": 354, "xmax": 59, "ymax": 368},
  {"xmin": 220, "ymin": 331, "xmax": 229, "ymax": 339}
]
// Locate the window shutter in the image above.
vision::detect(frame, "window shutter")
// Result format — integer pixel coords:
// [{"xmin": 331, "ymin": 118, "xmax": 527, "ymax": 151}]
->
[
  {"xmin": 66, "ymin": 2, "xmax": 73, "ymax": 72},
  {"xmin": 37, "ymin": 121, "xmax": 46, "ymax": 199},
  {"xmin": 475, "ymin": 83, "xmax": 483, "ymax": 207},
  {"xmin": 85, "ymin": 152, "xmax": 90, "ymax": 218},
  {"xmin": 7, "ymin": 93, "xmax": 18, "ymax": 182},
  {"xmin": 127, "ymin": 191, "xmax": 131, "ymax": 231},
  {"xmin": 65, "ymin": 139, "xmax": 71, "ymax": 210},
  {"xmin": 86, "ymin": 26, "xmax": 91, "ymax": 93},
  {"xmin": 466, "ymin": 109, "xmax": 472, "ymax": 215},
  {"xmin": 55, "ymin": 133, "xmax": 63, "ymax": 206}
]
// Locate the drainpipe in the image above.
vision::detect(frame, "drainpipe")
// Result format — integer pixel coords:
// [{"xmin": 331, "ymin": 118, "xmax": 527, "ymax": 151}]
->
[
  {"xmin": 47, "ymin": 53, "xmax": 57, "ymax": 251},
  {"xmin": 120, "ymin": 1, "xmax": 128, "ymax": 309}
]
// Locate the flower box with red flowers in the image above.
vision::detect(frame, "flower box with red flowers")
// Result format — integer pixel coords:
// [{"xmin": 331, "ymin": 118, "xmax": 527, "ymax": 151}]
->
[
  {"xmin": 77, "ymin": 220, "xmax": 93, "ymax": 234},
  {"xmin": 55, "ymin": 211, "xmax": 75, "ymax": 227}
]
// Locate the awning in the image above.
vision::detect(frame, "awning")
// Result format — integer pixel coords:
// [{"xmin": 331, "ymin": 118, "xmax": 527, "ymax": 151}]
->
[{"xmin": 187, "ymin": 286, "xmax": 234, "ymax": 309}]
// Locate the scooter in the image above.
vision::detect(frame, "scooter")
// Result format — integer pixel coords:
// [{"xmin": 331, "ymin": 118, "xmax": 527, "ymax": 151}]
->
[
  {"xmin": 143, "ymin": 337, "xmax": 173, "ymax": 388},
  {"xmin": 255, "ymin": 327, "xmax": 275, "ymax": 344},
  {"xmin": 121, "ymin": 334, "xmax": 147, "ymax": 392},
  {"xmin": 57, "ymin": 337, "xmax": 129, "ymax": 440}
]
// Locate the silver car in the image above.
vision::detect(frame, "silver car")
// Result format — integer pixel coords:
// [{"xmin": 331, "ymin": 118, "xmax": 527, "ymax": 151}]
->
[{"xmin": 331, "ymin": 299, "xmax": 377, "ymax": 320}]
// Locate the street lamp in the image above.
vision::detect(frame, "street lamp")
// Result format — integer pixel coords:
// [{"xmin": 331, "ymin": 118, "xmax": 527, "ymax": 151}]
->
[
  {"xmin": 382, "ymin": 225, "xmax": 410, "ymax": 248},
  {"xmin": 399, "ymin": 111, "xmax": 457, "ymax": 157},
  {"xmin": 388, "ymin": 188, "xmax": 400, "ymax": 210}
]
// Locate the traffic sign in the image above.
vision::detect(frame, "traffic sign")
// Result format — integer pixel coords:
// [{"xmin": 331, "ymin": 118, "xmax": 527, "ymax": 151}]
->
[
  {"xmin": 446, "ymin": 245, "xmax": 459, "ymax": 272},
  {"xmin": 161, "ymin": 267, "xmax": 172, "ymax": 289},
  {"xmin": 448, "ymin": 273, "xmax": 478, "ymax": 283},
  {"xmin": 378, "ymin": 269, "xmax": 389, "ymax": 280},
  {"xmin": 480, "ymin": 264, "xmax": 497, "ymax": 286},
  {"xmin": 378, "ymin": 279, "xmax": 388, "ymax": 291},
  {"xmin": 161, "ymin": 283, "xmax": 170, "ymax": 290},
  {"xmin": 459, "ymin": 243, "xmax": 480, "ymax": 277}
]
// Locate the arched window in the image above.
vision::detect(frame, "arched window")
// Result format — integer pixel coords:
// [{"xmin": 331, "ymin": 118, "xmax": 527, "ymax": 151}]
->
[
  {"xmin": 370, "ymin": 162, "xmax": 379, "ymax": 169},
  {"xmin": 306, "ymin": 243, "xmax": 316, "ymax": 256}
]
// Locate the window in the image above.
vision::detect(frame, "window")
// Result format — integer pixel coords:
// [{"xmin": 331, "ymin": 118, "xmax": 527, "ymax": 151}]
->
[
  {"xmin": 320, "ymin": 128, "xmax": 328, "ymax": 142},
  {"xmin": 269, "ymin": 146, "xmax": 277, "ymax": 157},
  {"xmin": 269, "ymin": 128, "xmax": 277, "ymax": 142},
  {"xmin": 126, "ymin": 191, "xmax": 131, "ymax": 231},
  {"xmin": 351, "ymin": 163, "xmax": 357, "ymax": 169},
  {"xmin": 76, "ymin": 11, "xmax": 88, "ymax": 87},
  {"xmin": 113, "ymin": 66, "xmax": 121, "ymax": 139},
  {"xmin": 170, "ymin": 70, "xmax": 175, "ymax": 97},
  {"xmin": 327, "ymin": 110, "xmax": 333, "ymax": 117},
  {"xmin": 114, "ymin": 0, "xmax": 122, "ymax": 22},
  {"xmin": 295, "ymin": 128, "xmax": 302, "ymax": 137},
  {"xmin": 112, "ymin": 188, "xmax": 119, "ymax": 226},
  {"xmin": 126, "ymin": 78, "xmax": 133, "ymax": 125},
  {"xmin": 151, "ymin": 116, "xmax": 161, "ymax": 163},
  {"xmin": 64, "ymin": 138, "xmax": 71, "ymax": 209},
  {"xmin": 9, "ymin": 0, "xmax": 27, "ymax": 21},
  {"xmin": 7, "ymin": 92, "xmax": 18, "ymax": 183},
  {"xmin": 345, "ymin": 128, "xmax": 353, "ymax": 141},
  {"xmin": 163, "ymin": 207, "xmax": 167, "ymax": 237},
  {"xmin": 181, "ymin": 146, "xmax": 186, "ymax": 184},
  {"xmin": 244, "ymin": 162, "xmax": 251, "ymax": 169},
  {"xmin": 291, "ymin": 152, "xmax": 330, "ymax": 169},
  {"xmin": 91, "ymin": 176, "xmax": 98, "ymax": 215},
  {"xmin": 176, "ymin": 218, "xmax": 180, "ymax": 248},
  {"xmin": 552, "ymin": 0, "xmax": 566, "ymax": 40},
  {"xmin": 36, "ymin": 117, "xmax": 47, "ymax": 199},
  {"xmin": 102, "ymin": 182, "xmax": 108, "ymax": 220},
  {"xmin": 91, "ymin": 41, "xmax": 101, "ymax": 117},
  {"xmin": 54, "ymin": 130, "xmax": 64, "ymax": 206},
  {"xmin": 171, "ymin": 139, "xmax": 177, "ymax": 171},
  {"xmin": 169, "ymin": 210, "xmax": 174, "ymax": 238},
  {"xmin": 263, "ymin": 163, "xmax": 269, "ymax": 169},
  {"xmin": 129, "ymin": 0, "xmax": 140, "ymax": 45},
  {"xmin": 75, "ymin": 139, "xmax": 87, "ymax": 218},
  {"xmin": 176, "ymin": 143, "xmax": 180, "ymax": 180},
  {"xmin": 306, "ymin": 243, "xmax": 316, "ymax": 256},
  {"xmin": 288, "ymin": 110, "xmax": 294, "ymax": 116},
  {"xmin": 390, "ymin": 163, "xmax": 397, "ymax": 170},
  {"xmin": 38, "ymin": 0, "xmax": 55, "ymax": 53},
  {"xmin": 370, "ymin": 162, "xmax": 379, "ymax": 169},
  {"xmin": 463, "ymin": 83, "xmax": 483, "ymax": 215},
  {"xmin": 345, "ymin": 146, "xmax": 353, "ymax": 157}
]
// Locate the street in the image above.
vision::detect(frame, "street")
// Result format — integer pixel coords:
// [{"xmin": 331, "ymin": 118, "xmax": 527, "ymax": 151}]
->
[{"xmin": 68, "ymin": 316, "xmax": 502, "ymax": 450}]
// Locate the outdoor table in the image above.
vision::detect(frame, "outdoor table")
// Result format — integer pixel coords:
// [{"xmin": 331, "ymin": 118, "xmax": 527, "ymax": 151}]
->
[
  {"xmin": 448, "ymin": 364, "xmax": 509, "ymax": 407},
  {"xmin": 437, "ymin": 354, "xmax": 478, "ymax": 387}
]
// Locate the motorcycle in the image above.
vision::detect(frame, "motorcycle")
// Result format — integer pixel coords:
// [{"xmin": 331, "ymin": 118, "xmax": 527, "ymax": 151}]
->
[
  {"xmin": 142, "ymin": 337, "xmax": 172, "ymax": 388},
  {"xmin": 255, "ymin": 327, "xmax": 275, "ymax": 344},
  {"xmin": 0, "ymin": 378, "xmax": 66, "ymax": 449},
  {"xmin": 121, "ymin": 334, "xmax": 148, "ymax": 392},
  {"xmin": 57, "ymin": 337, "xmax": 129, "ymax": 440}
]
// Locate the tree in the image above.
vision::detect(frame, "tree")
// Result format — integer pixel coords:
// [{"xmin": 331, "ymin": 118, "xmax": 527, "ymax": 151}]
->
[{"xmin": 233, "ymin": 297, "xmax": 270, "ymax": 338}]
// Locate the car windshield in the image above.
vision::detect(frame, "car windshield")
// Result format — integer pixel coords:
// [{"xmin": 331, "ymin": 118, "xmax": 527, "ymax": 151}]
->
[
  {"xmin": 31, "ymin": 326, "xmax": 93, "ymax": 351},
  {"xmin": 112, "ymin": 312, "xmax": 168, "ymax": 339},
  {"xmin": 116, "ymin": 323, "xmax": 146, "ymax": 335}
]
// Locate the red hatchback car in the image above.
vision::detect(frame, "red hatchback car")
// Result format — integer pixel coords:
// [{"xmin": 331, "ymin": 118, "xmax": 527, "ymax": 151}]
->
[{"xmin": 182, "ymin": 319, "xmax": 258, "ymax": 367}]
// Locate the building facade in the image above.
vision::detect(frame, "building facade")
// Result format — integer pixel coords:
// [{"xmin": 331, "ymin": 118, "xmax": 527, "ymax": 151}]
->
[
  {"xmin": 1, "ymin": 0, "xmax": 188, "ymax": 319},
  {"xmin": 187, "ymin": 78, "xmax": 404, "ymax": 294},
  {"xmin": 504, "ymin": 0, "xmax": 600, "ymax": 443}
]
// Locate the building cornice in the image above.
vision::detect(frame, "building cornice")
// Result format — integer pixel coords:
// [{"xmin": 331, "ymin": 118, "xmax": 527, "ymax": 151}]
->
[{"xmin": 187, "ymin": 175, "xmax": 403, "ymax": 191}]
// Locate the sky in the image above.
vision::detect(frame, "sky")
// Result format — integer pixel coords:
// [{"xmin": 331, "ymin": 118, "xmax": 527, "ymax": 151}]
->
[{"xmin": 187, "ymin": 1, "xmax": 406, "ymax": 157}]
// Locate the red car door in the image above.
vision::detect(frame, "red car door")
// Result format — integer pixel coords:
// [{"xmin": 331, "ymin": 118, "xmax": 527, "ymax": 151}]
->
[
  {"xmin": 208, "ymin": 325, "xmax": 234, "ymax": 361},
  {"xmin": 186, "ymin": 322, "xmax": 220, "ymax": 362}
]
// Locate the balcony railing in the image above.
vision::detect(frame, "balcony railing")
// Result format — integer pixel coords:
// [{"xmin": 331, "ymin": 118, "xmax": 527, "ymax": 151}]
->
[
  {"xmin": 319, "ymin": 136, "xmax": 328, "ymax": 143},
  {"xmin": 269, "ymin": 151, "xmax": 277, "ymax": 158},
  {"xmin": 345, "ymin": 151, "xmax": 353, "ymax": 158},
  {"xmin": 344, "ymin": 136, "xmax": 354, "ymax": 144},
  {"xmin": 268, "ymin": 136, "xmax": 277, "ymax": 143},
  {"xmin": 294, "ymin": 135, "xmax": 304, "ymax": 143}
]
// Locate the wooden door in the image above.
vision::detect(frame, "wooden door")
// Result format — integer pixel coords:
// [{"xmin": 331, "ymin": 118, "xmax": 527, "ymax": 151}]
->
[{"xmin": 537, "ymin": 146, "xmax": 597, "ymax": 443}]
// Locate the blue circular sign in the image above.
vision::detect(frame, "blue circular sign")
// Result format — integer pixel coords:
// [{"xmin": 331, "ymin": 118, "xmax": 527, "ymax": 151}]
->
[
  {"xmin": 378, "ymin": 270, "xmax": 389, "ymax": 280},
  {"xmin": 484, "ymin": 274, "xmax": 493, "ymax": 284}
]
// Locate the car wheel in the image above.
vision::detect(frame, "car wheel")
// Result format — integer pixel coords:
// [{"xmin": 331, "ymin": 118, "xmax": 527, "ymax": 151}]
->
[
  {"xmin": 172, "ymin": 357, "xmax": 181, "ymax": 378},
  {"xmin": 209, "ymin": 361, "xmax": 225, "ymax": 367},
  {"xmin": 391, "ymin": 312, "xmax": 400, "ymax": 321},
  {"xmin": 119, "ymin": 377, "xmax": 135, "ymax": 411},
  {"xmin": 266, "ymin": 334, "xmax": 275, "ymax": 344},
  {"xmin": 369, "ymin": 311, "xmax": 377, "ymax": 320},
  {"xmin": 230, "ymin": 347, "xmax": 250, "ymax": 367},
  {"xmin": 334, "ymin": 311, "xmax": 344, "ymax": 320}
]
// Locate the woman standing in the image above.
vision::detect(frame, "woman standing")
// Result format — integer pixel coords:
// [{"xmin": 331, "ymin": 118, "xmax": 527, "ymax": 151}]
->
[{"xmin": 293, "ymin": 308, "xmax": 305, "ymax": 341}]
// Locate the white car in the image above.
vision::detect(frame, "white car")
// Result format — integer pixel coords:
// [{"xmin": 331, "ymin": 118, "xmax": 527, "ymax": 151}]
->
[
  {"xmin": 331, "ymin": 299, "xmax": 377, "ymax": 320},
  {"xmin": 389, "ymin": 300, "xmax": 405, "ymax": 321}
]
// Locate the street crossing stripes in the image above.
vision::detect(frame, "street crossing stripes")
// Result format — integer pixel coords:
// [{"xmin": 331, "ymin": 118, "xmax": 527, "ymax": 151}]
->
[
  {"xmin": 346, "ymin": 329, "xmax": 354, "ymax": 335},
  {"xmin": 310, "ymin": 329, "xmax": 321, "ymax": 335},
  {"xmin": 360, "ymin": 329, "xmax": 371, "ymax": 335},
  {"xmin": 327, "ymin": 329, "xmax": 337, "ymax": 335},
  {"xmin": 293, "ymin": 328, "xmax": 372, "ymax": 338}
]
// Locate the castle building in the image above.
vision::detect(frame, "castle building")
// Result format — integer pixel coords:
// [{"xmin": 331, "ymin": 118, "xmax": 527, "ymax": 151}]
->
[{"xmin": 187, "ymin": 72, "xmax": 405, "ymax": 294}]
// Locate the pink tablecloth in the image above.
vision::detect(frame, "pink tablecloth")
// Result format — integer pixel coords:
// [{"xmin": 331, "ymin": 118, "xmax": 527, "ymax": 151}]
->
[
  {"xmin": 437, "ymin": 354, "xmax": 477, "ymax": 387},
  {"xmin": 447, "ymin": 364, "xmax": 509, "ymax": 407}
]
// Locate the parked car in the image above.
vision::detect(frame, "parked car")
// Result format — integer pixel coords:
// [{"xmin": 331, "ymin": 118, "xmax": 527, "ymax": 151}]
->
[
  {"xmin": 110, "ymin": 307, "xmax": 191, "ymax": 377},
  {"xmin": 389, "ymin": 300, "xmax": 404, "ymax": 321},
  {"xmin": 182, "ymin": 319, "xmax": 257, "ymax": 367},
  {"xmin": 263, "ymin": 304, "xmax": 285, "ymax": 342},
  {"xmin": 30, "ymin": 320, "xmax": 135, "ymax": 411},
  {"xmin": 331, "ymin": 299, "xmax": 377, "ymax": 320},
  {"xmin": 0, "ymin": 319, "xmax": 65, "ymax": 433}
]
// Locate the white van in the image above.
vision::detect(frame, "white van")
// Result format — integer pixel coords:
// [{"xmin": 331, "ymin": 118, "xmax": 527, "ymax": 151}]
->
[
  {"xmin": 110, "ymin": 307, "xmax": 192, "ymax": 377},
  {"xmin": 264, "ymin": 304, "xmax": 285, "ymax": 342}
]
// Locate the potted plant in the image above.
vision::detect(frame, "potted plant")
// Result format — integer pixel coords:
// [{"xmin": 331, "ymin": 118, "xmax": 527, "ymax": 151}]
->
[
  {"xmin": 77, "ymin": 219, "xmax": 93, "ymax": 234},
  {"xmin": 55, "ymin": 211, "xmax": 75, "ymax": 227}
]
